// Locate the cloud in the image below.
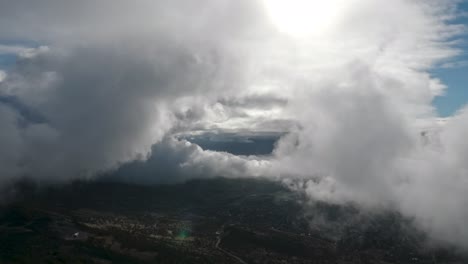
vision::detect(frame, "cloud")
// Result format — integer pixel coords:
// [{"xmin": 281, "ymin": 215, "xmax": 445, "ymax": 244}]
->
[
  {"xmin": 0, "ymin": 0, "xmax": 262, "ymax": 184},
  {"xmin": 439, "ymin": 60, "xmax": 468, "ymax": 69},
  {"xmin": 108, "ymin": 137, "xmax": 272, "ymax": 184},
  {"xmin": 1, "ymin": 0, "xmax": 468, "ymax": 251},
  {"xmin": 250, "ymin": 0, "xmax": 468, "ymax": 249},
  {"xmin": 0, "ymin": 104, "xmax": 24, "ymax": 185},
  {"xmin": 258, "ymin": 0, "xmax": 468, "ymax": 249},
  {"xmin": 0, "ymin": 44, "xmax": 30, "ymax": 55}
]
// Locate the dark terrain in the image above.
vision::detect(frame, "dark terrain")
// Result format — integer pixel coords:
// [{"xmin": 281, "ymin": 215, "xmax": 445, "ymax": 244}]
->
[{"xmin": 0, "ymin": 178, "xmax": 466, "ymax": 263}]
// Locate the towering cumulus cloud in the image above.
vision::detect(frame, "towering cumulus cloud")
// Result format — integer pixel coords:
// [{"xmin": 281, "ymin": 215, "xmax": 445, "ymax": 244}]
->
[
  {"xmin": 0, "ymin": 0, "xmax": 467, "ymax": 250},
  {"xmin": 0, "ymin": 0, "xmax": 263, "ymax": 184}
]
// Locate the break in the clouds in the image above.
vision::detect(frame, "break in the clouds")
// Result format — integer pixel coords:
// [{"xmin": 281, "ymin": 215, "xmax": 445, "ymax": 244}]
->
[{"xmin": 1, "ymin": 0, "xmax": 468, "ymax": 251}]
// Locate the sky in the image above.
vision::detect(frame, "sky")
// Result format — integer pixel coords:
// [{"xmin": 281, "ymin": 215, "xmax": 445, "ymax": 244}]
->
[
  {"xmin": 432, "ymin": 1, "xmax": 468, "ymax": 116},
  {"xmin": 1, "ymin": 5, "xmax": 467, "ymax": 117},
  {"xmin": 1, "ymin": 0, "xmax": 468, "ymax": 252}
]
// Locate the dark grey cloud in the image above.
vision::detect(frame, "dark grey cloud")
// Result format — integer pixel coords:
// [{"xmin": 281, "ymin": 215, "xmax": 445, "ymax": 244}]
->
[
  {"xmin": 106, "ymin": 137, "xmax": 271, "ymax": 184},
  {"xmin": 0, "ymin": 44, "xmax": 201, "ymax": 182},
  {"xmin": 217, "ymin": 94, "xmax": 287, "ymax": 110},
  {"xmin": 0, "ymin": 104, "xmax": 24, "ymax": 185}
]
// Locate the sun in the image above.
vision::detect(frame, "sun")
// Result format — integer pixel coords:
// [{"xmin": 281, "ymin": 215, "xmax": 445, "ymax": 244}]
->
[{"xmin": 263, "ymin": 0, "xmax": 346, "ymax": 37}]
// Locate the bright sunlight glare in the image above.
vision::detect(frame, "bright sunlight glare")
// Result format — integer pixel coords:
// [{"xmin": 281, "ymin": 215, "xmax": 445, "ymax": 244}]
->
[{"xmin": 263, "ymin": 0, "xmax": 347, "ymax": 37}]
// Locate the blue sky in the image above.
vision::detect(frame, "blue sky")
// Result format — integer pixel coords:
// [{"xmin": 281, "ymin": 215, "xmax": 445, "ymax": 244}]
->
[
  {"xmin": 0, "ymin": 39, "xmax": 40, "ymax": 70},
  {"xmin": 431, "ymin": 1, "xmax": 468, "ymax": 117}
]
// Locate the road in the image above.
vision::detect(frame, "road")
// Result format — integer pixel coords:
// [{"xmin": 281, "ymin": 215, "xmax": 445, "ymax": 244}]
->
[{"xmin": 215, "ymin": 225, "xmax": 248, "ymax": 264}]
